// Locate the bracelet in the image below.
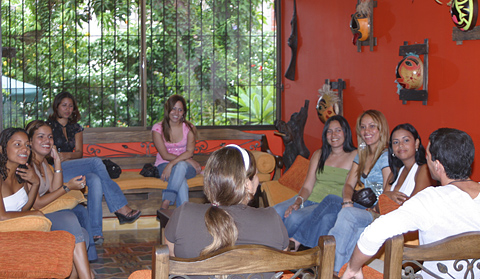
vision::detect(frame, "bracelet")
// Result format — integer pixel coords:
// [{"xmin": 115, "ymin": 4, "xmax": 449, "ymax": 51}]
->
[
  {"xmin": 341, "ymin": 201, "xmax": 354, "ymax": 206},
  {"xmin": 54, "ymin": 169, "xmax": 62, "ymax": 173},
  {"xmin": 62, "ymin": 185, "xmax": 71, "ymax": 193},
  {"xmin": 296, "ymin": 195, "xmax": 304, "ymax": 209}
]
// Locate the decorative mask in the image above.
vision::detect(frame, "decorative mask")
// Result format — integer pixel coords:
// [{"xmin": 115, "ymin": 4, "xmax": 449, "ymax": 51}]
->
[
  {"xmin": 350, "ymin": 12, "xmax": 370, "ymax": 45},
  {"xmin": 395, "ymin": 56, "xmax": 424, "ymax": 90},
  {"xmin": 317, "ymin": 84, "xmax": 340, "ymax": 124},
  {"xmin": 450, "ymin": 0, "xmax": 478, "ymax": 31}
]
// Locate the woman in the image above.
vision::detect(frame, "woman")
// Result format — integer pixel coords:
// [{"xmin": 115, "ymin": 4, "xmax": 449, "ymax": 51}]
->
[
  {"xmin": 27, "ymin": 120, "xmax": 97, "ymax": 265},
  {"xmin": 165, "ymin": 144, "xmax": 289, "ymax": 259},
  {"xmin": 47, "ymin": 91, "xmax": 141, "ymax": 244},
  {"xmin": 328, "ymin": 123, "xmax": 431, "ymax": 273},
  {"xmin": 152, "ymin": 95, "xmax": 201, "ymax": 210},
  {"xmin": 273, "ymin": 115, "xmax": 357, "ymax": 250},
  {"xmin": 0, "ymin": 128, "xmax": 41, "ymax": 219},
  {"xmin": 290, "ymin": 110, "xmax": 391, "ymax": 249}
]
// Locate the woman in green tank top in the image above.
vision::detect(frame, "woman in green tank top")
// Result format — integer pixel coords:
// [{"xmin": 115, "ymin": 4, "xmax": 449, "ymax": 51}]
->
[{"xmin": 274, "ymin": 115, "xmax": 357, "ymax": 250}]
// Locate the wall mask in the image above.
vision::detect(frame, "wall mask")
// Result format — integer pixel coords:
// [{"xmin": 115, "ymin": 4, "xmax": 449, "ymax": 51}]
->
[
  {"xmin": 395, "ymin": 55, "xmax": 424, "ymax": 90},
  {"xmin": 316, "ymin": 84, "xmax": 340, "ymax": 124}
]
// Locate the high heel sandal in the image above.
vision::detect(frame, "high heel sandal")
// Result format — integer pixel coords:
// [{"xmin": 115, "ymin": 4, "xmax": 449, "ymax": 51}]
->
[{"xmin": 114, "ymin": 209, "xmax": 141, "ymax": 224}]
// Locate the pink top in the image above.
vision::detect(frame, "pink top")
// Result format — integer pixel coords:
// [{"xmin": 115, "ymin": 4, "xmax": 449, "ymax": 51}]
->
[{"xmin": 152, "ymin": 122, "xmax": 191, "ymax": 166}]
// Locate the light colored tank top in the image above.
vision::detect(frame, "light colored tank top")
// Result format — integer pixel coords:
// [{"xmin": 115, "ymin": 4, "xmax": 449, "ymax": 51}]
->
[
  {"xmin": 34, "ymin": 162, "xmax": 52, "ymax": 196},
  {"xmin": 3, "ymin": 187, "xmax": 28, "ymax": 212},
  {"xmin": 390, "ymin": 163, "xmax": 419, "ymax": 196}
]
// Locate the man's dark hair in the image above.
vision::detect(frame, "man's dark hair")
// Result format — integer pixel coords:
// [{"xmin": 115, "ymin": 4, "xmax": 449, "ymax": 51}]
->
[{"xmin": 429, "ymin": 128, "xmax": 474, "ymax": 179}]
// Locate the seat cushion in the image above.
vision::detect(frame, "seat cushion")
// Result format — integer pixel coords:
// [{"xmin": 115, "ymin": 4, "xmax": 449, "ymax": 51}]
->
[
  {"xmin": 278, "ymin": 155, "xmax": 310, "ymax": 193},
  {"xmin": 0, "ymin": 230, "xmax": 75, "ymax": 278},
  {"xmin": 261, "ymin": 180, "xmax": 297, "ymax": 207},
  {"xmin": 0, "ymin": 215, "xmax": 52, "ymax": 232}
]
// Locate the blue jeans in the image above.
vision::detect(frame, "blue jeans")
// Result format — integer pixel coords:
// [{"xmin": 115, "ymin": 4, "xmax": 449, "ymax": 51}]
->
[
  {"xmin": 328, "ymin": 207, "xmax": 373, "ymax": 272},
  {"xmin": 61, "ymin": 157, "xmax": 128, "ymax": 237},
  {"xmin": 45, "ymin": 209, "xmax": 97, "ymax": 261},
  {"xmin": 71, "ymin": 204, "xmax": 98, "ymax": 261},
  {"xmin": 157, "ymin": 161, "xmax": 197, "ymax": 206},
  {"xmin": 273, "ymin": 196, "xmax": 320, "ymax": 237},
  {"xmin": 291, "ymin": 195, "xmax": 343, "ymax": 248}
]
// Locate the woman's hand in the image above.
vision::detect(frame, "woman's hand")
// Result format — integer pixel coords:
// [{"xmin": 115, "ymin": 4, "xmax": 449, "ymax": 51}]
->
[
  {"xmin": 383, "ymin": 190, "xmax": 409, "ymax": 205},
  {"xmin": 66, "ymin": 175, "xmax": 86, "ymax": 190},
  {"xmin": 186, "ymin": 158, "xmax": 202, "ymax": 174},
  {"xmin": 161, "ymin": 163, "xmax": 174, "ymax": 181},
  {"xmin": 16, "ymin": 164, "xmax": 39, "ymax": 185},
  {"xmin": 284, "ymin": 203, "xmax": 300, "ymax": 218}
]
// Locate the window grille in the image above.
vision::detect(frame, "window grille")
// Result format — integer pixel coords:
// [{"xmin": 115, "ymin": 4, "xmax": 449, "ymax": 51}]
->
[{"xmin": 1, "ymin": 0, "xmax": 279, "ymax": 129}]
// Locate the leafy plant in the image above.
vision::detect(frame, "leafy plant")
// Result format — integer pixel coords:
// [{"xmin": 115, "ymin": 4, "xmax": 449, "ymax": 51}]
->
[{"xmin": 226, "ymin": 86, "xmax": 275, "ymax": 125}]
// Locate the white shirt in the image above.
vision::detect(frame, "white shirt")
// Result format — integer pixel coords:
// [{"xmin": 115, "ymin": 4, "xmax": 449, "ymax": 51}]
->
[{"xmin": 358, "ymin": 184, "xmax": 480, "ymax": 279}]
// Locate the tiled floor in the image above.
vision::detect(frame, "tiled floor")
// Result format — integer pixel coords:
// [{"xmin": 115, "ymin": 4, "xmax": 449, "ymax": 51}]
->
[{"xmin": 91, "ymin": 229, "xmax": 161, "ymax": 279}]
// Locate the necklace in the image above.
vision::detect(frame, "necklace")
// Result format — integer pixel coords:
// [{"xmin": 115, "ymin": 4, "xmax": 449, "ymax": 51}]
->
[{"xmin": 449, "ymin": 179, "xmax": 474, "ymax": 184}]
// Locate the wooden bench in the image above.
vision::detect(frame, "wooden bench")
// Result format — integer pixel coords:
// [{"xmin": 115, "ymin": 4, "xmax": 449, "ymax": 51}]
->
[{"xmin": 83, "ymin": 128, "xmax": 279, "ymax": 216}]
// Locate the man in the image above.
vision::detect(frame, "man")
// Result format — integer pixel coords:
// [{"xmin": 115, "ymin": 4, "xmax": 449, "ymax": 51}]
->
[{"xmin": 341, "ymin": 128, "xmax": 480, "ymax": 279}]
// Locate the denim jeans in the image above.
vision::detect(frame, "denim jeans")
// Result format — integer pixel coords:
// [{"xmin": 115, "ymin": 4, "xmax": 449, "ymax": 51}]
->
[
  {"xmin": 157, "ymin": 161, "xmax": 197, "ymax": 206},
  {"xmin": 290, "ymin": 195, "xmax": 343, "ymax": 248},
  {"xmin": 273, "ymin": 196, "xmax": 320, "ymax": 237},
  {"xmin": 61, "ymin": 157, "xmax": 128, "ymax": 237},
  {"xmin": 71, "ymin": 204, "xmax": 98, "ymax": 261},
  {"xmin": 45, "ymin": 208, "xmax": 98, "ymax": 261},
  {"xmin": 328, "ymin": 206, "xmax": 372, "ymax": 272}
]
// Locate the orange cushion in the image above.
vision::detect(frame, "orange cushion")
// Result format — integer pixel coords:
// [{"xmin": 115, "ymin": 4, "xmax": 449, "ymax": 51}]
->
[
  {"xmin": 278, "ymin": 155, "xmax": 310, "ymax": 192},
  {"xmin": 261, "ymin": 180, "xmax": 298, "ymax": 206},
  {"xmin": 378, "ymin": 194, "xmax": 401, "ymax": 215},
  {"xmin": 128, "ymin": 270, "xmax": 151, "ymax": 279},
  {"xmin": 0, "ymin": 230, "xmax": 75, "ymax": 278}
]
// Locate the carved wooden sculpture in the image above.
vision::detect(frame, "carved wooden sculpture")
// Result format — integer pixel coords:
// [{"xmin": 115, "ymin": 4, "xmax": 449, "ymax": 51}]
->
[{"xmin": 275, "ymin": 100, "xmax": 310, "ymax": 171}]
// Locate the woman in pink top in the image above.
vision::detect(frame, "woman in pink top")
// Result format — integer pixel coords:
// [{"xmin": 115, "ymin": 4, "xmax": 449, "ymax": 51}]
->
[{"xmin": 152, "ymin": 95, "xmax": 201, "ymax": 209}]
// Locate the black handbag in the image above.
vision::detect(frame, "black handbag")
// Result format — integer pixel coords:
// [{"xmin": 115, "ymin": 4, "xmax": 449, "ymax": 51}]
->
[
  {"xmin": 102, "ymin": 159, "xmax": 122, "ymax": 179},
  {"xmin": 352, "ymin": 187, "xmax": 377, "ymax": 208},
  {"xmin": 140, "ymin": 163, "xmax": 160, "ymax": 178}
]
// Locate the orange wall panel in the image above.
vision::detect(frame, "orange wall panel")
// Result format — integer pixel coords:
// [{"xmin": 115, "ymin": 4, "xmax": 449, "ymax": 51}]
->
[{"xmin": 281, "ymin": 0, "xmax": 480, "ymax": 179}]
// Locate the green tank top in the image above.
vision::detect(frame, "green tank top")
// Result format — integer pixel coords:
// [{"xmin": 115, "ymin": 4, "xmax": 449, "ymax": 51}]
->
[{"xmin": 308, "ymin": 165, "xmax": 349, "ymax": 203}]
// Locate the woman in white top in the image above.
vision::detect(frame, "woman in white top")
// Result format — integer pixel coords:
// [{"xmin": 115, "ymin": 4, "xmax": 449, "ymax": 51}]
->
[
  {"xmin": 328, "ymin": 123, "xmax": 431, "ymax": 273},
  {"xmin": 0, "ymin": 128, "xmax": 41, "ymax": 219}
]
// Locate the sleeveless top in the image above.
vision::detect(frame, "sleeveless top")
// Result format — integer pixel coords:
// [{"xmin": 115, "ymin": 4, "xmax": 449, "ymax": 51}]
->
[
  {"xmin": 34, "ymin": 162, "xmax": 53, "ymax": 196},
  {"xmin": 389, "ymin": 163, "xmax": 418, "ymax": 196},
  {"xmin": 354, "ymin": 150, "xmax": 389, "ymax": 198},
  {"xmin": 152, "ymin": 122, "xmax": 191, "ymax": 166},
  {"xmin": 46, "ymin": 119, "xmax": 84, "ymax": 153},
  {"xmin": 308, "ymin": 166, "xmax": 349, "ymax": 203},
  {"xmin": 3, "ymin": 187, "xmax": 28, "ymax": 212}
]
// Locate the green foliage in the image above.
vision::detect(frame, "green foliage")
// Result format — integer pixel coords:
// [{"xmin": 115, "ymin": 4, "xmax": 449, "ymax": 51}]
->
[
  {"xmin": 1, "ymin": 0, "xmax": 277, "ymax": 128},
  {"xmin": 226, "ymin": 86, "xmax": 275, "ymax": 125}
]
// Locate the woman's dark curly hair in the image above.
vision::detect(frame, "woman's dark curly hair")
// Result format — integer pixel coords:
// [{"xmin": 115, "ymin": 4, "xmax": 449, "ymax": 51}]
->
[{"xmin": 0, "ymin": 128, "xmax": 30, "ymax": 183}]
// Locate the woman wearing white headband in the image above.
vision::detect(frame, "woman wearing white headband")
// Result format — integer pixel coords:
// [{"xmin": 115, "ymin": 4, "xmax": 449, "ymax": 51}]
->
[{"xmin": 164, "ymin": 144, "xmax": 289, "ymax": 259}]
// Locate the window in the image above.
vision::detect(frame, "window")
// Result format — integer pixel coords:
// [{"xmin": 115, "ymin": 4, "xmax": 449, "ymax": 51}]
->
[{"xmin": 1, "ymin": 0, "xmax": 280, "ymax": 129}]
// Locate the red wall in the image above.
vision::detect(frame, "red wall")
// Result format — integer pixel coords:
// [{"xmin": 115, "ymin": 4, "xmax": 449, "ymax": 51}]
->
[{"xmin": 280, "ymin": 0, "xmax": 480, "ymax": 179}]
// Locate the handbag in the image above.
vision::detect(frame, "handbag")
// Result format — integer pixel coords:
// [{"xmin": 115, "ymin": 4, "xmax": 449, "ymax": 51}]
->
[
  {"xmin": 102, "ymin": 159, "xmax": 122, "ymax": 179},
  {"xmin": 352, "ymin": 187, "xmax": 377, "ymax": 208},
  {"xmin": 140, "ymin": 163, "xmax": 160, "ymax": 178}
]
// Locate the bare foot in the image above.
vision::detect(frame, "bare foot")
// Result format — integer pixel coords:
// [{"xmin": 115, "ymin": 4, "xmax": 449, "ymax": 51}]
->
[{"xmin": 160, "ymin": 200, "xmax": 170, "ymax": 210}]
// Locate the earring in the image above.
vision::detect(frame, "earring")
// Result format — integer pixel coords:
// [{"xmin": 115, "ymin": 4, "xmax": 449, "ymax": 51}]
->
[
  {"xmin": 416, "ymin": 148, "xmax": 418, "ymax": 152},
  {"xmin": 392, "ymin": 153, "xmax": 396, "ymax": 157},
  {"xmin": 359, "ymin": 142, "xmax": 366, "ymax": 149}
]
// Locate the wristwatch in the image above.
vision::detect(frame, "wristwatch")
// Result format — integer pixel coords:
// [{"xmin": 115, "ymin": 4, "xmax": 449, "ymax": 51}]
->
[{"xmin": 62, "ymin": 185, "xmax": 71, "ymax": 193}]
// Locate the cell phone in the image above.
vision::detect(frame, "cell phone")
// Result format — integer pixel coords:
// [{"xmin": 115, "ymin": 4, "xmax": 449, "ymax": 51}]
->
[{"xmin": 18, "ymin": 164, "xmax": 28, "ymax": 169}]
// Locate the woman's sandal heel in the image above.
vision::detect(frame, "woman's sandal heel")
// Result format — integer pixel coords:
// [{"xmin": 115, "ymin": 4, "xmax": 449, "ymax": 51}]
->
[{"xmin": 114, "ymin": 210, "xmax": 141, "ymax": 225}]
